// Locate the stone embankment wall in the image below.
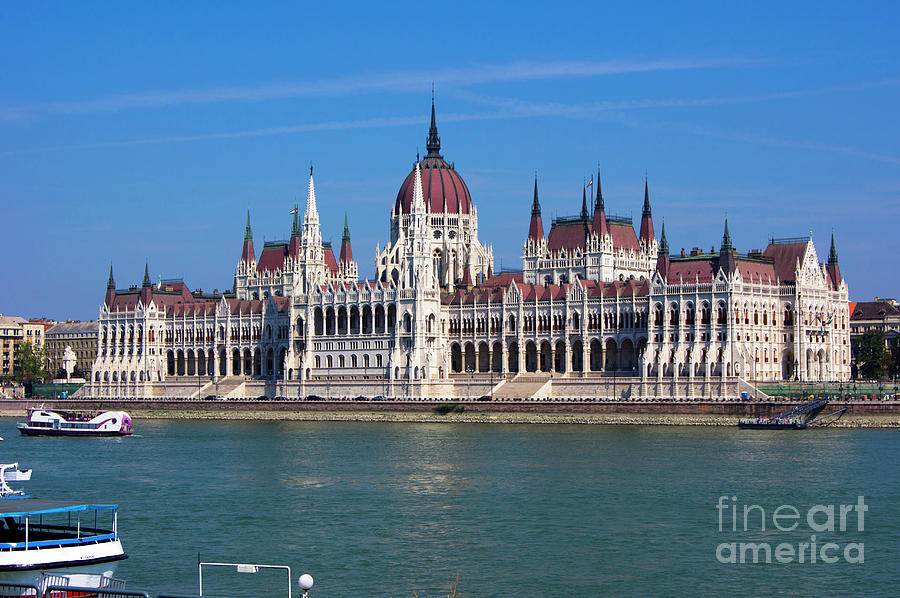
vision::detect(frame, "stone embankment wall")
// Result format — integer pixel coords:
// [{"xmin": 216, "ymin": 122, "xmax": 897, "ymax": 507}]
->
[
  {"xmin": 3, "ymin": 399, "xmax": 899, "ymax": 417},
  {"xmin": 81, "ymin": 375, "xmax": 745, "ymax": 401}
]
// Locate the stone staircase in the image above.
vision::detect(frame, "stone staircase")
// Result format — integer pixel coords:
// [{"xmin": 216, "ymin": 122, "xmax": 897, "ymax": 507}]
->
[
  {"xmin": 491, "ymin": 373, "xmax": 553, "ymax": 400},
  {"xmin": 213, "ymin": 376, "xmax": 247, "ymax": 398}
]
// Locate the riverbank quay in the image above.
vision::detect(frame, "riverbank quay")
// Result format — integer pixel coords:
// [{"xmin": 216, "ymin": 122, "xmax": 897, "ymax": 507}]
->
[{"xmin": 2, "ymin": 399, "xmax": 899, "ymax": 427}]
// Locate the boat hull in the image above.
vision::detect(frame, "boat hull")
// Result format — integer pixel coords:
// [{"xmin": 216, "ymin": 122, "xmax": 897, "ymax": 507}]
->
[
  {"xmin": 17, "ymin": 426, "xmax": 131, "ymax": 437},
  {"xmin": 0, "ymin": 540, "xmax": 126, "ymax": 591},
  {"xmin": 738, "ymin": 422, "xmax": 807, "ymax": 429}
]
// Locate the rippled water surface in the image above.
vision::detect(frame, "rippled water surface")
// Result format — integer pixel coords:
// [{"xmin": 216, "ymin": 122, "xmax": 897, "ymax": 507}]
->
[{"xmin": 2, "ymin": 418, "xmax": 897, "ymax": 597}]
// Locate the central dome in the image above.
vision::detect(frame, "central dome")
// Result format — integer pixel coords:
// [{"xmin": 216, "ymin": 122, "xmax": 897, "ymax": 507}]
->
[{"xmin": 394, "ymin": 102, "xmax": 473, "ymax": 215}]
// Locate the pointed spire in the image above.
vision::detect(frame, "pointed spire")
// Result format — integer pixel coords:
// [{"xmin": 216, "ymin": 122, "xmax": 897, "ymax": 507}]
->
[
  {"xmin": 581, "ymin": 185, "xmax": 589, "ymax": 220},
  {"xmin": 642, "ymin": 176, "xmax": 651, "ymax": 217},
  {"xmin": 721, "ymin": 218, "xmax": 733, "ymax": 252},
  {"xmin": 339, "ymin": 211, "xmax": 353, "ymax": 265},
  {"xmin": 656, "ymin": 219, "xmax": 671, "ymax": 280},
  {"xmin": 659, "ymin": 219, "xmax": 669, "ymax": 255},
  {"xmin": 426, "ymin": 92, "xmax": 441, "ymax": 157},
  {"xmin": 639, "ymin": 176, "xmax": 655, "ymax": 243},
  {"xmin": 595, "ymin": 167, "xmax": 604, "ymax": 211},
  {"xmin": 461, "ymin": 254, "xmax": 473, "ymax": 289},
  {"xmin": 107, "ymin": 264, "xmax": 115, "ymax": 290},
  {"xmin": 528, "ymin": 174, "xmax": 544, "ymax": 241},
  {"xmin": 142, "ymin": 262, "xmax": 151, "ymax": 287},
  {"xmin": 305, "ymin": 167, "xmax": 319, "ymax": 222},
  {"xmin": 826, "ymin": 231, "xmax": 842, "ymax": 288},
  {"xmin": 412, "ymin": 162, "xmax": 426, "ymax": 214},
  {"xmin": 291, "ymin": 203, "xmax": 300, "ymax": 238},
  {"xmin": 241, "ymin": 211, "xmax": 256, "ymax": 264},
  {"xmin": 592, "ymin": 167, "xmax": 608, "ymax": 238}
]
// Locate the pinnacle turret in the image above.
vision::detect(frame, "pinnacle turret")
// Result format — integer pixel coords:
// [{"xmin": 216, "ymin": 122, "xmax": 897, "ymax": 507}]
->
[
  {"xmin": 828, "ymin": 232, "xmax": 839, "ymax": 265},
  {"xmin": 339, "ymin": 211, "xmax": 353, "ymax": 265},
  {"xmin": 656, "ymin": 219, "xmax": 671, "ymax": 280},
  {"xmin": 642, "ymin": 177, "xmax": 651, "ymax": 217},
  {"xmin": 241, "ymin": 210, "xmax": 255, "ymax": 264},
  {"xmin": 592, "ymin": 168, "xmax": 608, "ymax": 237},
  {"xmin": 595, "ymin": 168, "xmax": 604, "ymax": 212},
  {"xmin": 107, "ymin": 264, "xmax": 115, "ymax": 290},
  {"xmin": 142, "ymin": 262, "xmax": 151, "ymax": 288},
  {"xmin": 528, "ymin": 175, "xmax": 544, "ymax": 241},
  {"xmin": 721, "ymin": 218, "xmax": 733, "ymax": 253},
  {"xmin": 659, "ymin": 220, "xmax": 669, "ymax": 256},
  {"xmin": 826, "ymin": 231, "xmax": 842, "ymax": 289},
  {"xmin": 639, "ymin": 176, "xmax": 655, "ymax": 243}
]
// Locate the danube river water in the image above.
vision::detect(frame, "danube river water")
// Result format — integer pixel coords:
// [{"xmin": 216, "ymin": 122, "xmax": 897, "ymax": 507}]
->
[{"xmin": 3, "ymin": 419, "xmax": 897, "ymax": 597}]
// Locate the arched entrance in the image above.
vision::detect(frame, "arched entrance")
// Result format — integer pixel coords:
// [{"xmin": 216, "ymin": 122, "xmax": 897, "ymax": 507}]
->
[
  {"xmin": 539, "ymin": 342, "xmax": 552, "ymax": 372},
  {"xmin": 605, "ymin": 339, "xmax": 618, "ymax": 371}
]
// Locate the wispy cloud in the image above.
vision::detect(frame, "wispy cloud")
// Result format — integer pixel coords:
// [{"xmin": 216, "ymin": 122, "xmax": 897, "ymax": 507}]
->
[
  {"xmin": 0, "ymin": 111, "xmax": 516, "ymax": 155},
  {"xmin": 454, "ymin": 78, "xmax": 900, "ymax": 115},
  {"xmin": 0, "ymin": 56, "xmax": 750, "ymax": 121},
  {"xmin": 454, "ymin": 85, "xmax": 900, "ymax": 166},
  {"xmin": 6, "ymin": 80, "xmax": 900, "ymax": 167}
]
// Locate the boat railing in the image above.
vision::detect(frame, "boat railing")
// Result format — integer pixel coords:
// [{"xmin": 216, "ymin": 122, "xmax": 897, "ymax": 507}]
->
[
  {"xmin": 0, "ymin": 585, "xmax": 233, "ymax": 598},
  {"xmin": 46, "ymin": 585, "xmax": 148, "ymax": 598},
  {"xmin": 0, "ymin": 532, "xmax": 117, "ymax": 551},
  {"xmin": 0, "ymin": 581, "xmax": 41, "ymax": 597}
]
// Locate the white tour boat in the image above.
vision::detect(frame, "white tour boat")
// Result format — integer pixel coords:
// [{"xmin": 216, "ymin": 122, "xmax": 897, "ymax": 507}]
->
[
  {"xmin": 0, "ymin": 463, "xmax": 127, "ymax": 595},
  {"xmin": 17, "ymin": 407, "xmax": 132, "ymax": 437}
]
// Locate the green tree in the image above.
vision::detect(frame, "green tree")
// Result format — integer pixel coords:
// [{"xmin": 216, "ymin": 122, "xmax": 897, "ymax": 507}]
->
[
  {"xmin": 13, "ymin": 341, "xmax": 49, "ymax": 384},
  {"xmin": 854, "ymin": 329, "xmax": 891, "ymax": 380}
]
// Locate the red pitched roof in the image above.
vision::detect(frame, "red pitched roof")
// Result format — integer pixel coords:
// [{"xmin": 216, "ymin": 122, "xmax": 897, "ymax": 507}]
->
[
  {"xmin": 257, "ymin": 244, "xmax": 288, "ymax": 273},
  {"xmin": 546, "ymin": 221, "xmax": 589, "ymax": 252},
  {"xmin": 608, "ymin": 221, "xmax": 641, "ymax": 251},
  {"xmin": 666, "ymin": 259, "xmax": 718, "ymax": 283},
  {"xmin": 479, "ymin": 272, "xmax": 524, "ymax": 287},
  {"xmin": 737, "ymin": 260, "xmax": 776, "ymax": 283},
  {"xmin": 763, "ymin": 241, "xmax": 807, "ymax": 283},
  {"xmin": 324, "ymin": 246, "xmax": 338, "ymax": 274}
]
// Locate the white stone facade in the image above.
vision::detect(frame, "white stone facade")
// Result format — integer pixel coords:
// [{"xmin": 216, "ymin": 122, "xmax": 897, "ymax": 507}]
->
[{"xmin": 84, "ymin": 105, "xmax": 851, "ymax": 399}]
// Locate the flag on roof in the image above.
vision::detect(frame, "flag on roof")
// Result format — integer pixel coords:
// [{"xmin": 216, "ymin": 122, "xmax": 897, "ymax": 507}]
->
[
  {"xmin": 289, "ymin": 207, "xmax": 298, "ymax": 214},
  {"xmin": 586, "ymin": 176, "xmax": 593, "ymax": 188}
]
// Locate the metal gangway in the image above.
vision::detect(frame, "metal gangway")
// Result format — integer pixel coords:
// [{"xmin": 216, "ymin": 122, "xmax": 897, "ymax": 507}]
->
[{"xmin": 779, "ymin": 398, "xmax": 848, "ymax": 427}]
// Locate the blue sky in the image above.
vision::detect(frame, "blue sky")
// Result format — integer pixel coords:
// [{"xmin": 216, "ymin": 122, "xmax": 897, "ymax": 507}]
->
[{"xmin": 2, "ymin": 1, "xmax": 898, "ymax": 320}]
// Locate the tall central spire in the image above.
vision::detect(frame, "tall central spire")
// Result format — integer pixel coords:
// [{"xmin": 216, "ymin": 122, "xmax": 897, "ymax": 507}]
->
[
  {"xmin": 304, "ymin": 165, "xmax": 319, "ymax": 225},
  {"xmin": 426, "ymin": 91, "xmax": 441, "ymax": 157}
]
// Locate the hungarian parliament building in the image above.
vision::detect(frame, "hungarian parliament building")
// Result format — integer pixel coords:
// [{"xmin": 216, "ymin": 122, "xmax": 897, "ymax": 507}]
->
[{"xmin": 84, "ymin": 101, "xmax": 851, "ymax": 399}]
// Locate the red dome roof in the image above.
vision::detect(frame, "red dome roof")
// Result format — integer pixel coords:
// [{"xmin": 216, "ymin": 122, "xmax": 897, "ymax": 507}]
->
[
  {"xmin": 395, "ymin": 99, "xmax": 474, "ymax": 215},
  {"xmin": 395, "ymin": 155, "xmax": 473, "ymax": 214}
]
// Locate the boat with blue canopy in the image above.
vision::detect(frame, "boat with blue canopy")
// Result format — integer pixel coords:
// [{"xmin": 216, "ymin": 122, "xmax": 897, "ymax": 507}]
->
[{"xmin": 0, "ymin": 464, "xmax": 127, "ymax": 594}]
